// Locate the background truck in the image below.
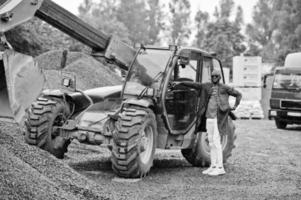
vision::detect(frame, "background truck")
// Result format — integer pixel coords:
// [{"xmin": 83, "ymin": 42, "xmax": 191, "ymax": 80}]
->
[
  {"xmin": 0, "ymin": 0, "xmax": 236, "ymax": 178},
  {"xmin": 269, "ymin": 52, "xmax": 301, "ymax": 129}
]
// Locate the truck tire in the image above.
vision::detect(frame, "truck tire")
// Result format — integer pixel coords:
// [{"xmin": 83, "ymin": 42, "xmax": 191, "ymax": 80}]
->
[
  {"xmin": 111, "ymin": 107, "xmax": 157, "ymax": 178},
  {"xmin": 275, "ymin": 119, "xmax": 287, "ymax": 129},
  {"xmin": 181, "ymin": 118, "xmax": 236, "ymax": 167},
  {"xmin": 24, "ymin": 97, "xmax": 71, "ymax": 159}
]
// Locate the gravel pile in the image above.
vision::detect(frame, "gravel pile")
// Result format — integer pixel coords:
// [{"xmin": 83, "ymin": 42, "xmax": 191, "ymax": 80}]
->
[
  {"xmin": 35, "ymin": 50, "xmax": 89, "ymax": 70},
  {"xmin": 0, "ymin": 122, "xmax": 112, "ymax": 200},
  {"xmin": 36, "ymin": 50, "xmax": 122, "ymax": 90}
]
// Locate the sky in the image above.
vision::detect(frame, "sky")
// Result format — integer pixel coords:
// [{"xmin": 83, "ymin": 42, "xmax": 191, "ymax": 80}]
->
[{"xmin": 52, "ymin": 0, "xmax": 258, "ymax": 23}]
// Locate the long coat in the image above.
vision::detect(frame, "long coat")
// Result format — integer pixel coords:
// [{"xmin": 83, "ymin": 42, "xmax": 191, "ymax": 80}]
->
[{"xmin": 181, "ymin": 82, "xmax": 242, "ymax": 135}]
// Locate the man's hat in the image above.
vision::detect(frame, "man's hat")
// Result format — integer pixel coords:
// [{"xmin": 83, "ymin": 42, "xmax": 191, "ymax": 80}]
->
[{"xmin": 211, "ymin": 69, "xmax": 221, "ymax": 77}]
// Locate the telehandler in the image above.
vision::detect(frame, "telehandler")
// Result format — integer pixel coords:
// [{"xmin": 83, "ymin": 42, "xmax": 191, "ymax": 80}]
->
[{"xmin": 0, "ymin": 0, "xmax": 236, "ymax": 178}]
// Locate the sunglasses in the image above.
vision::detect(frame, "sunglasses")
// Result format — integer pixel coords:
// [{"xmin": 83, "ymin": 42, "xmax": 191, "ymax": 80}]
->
[{"xmin": 211, "ymin": 75, "xmax": 219, "ymax": 78}]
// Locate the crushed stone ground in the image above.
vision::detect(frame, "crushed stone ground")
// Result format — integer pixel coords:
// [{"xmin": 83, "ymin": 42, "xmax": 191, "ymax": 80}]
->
[{"xmin": 0, "ymin": 120, "xmax": 300, "ymax": 200}]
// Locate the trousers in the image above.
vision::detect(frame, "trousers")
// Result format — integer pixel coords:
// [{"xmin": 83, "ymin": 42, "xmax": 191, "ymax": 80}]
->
[{"xmin": 206, "ymin": 118, "xmax": 223, "ymax": 168}]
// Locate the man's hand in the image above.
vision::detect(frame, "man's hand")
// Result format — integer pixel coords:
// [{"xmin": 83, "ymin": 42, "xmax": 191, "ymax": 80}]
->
[
  {"xmin": 230, "ymin": 106, "xmax": 237, "ymax": 111},
  {"xmin": 169, "ymin": 81, "xmax": 182, "ymax": 89}
]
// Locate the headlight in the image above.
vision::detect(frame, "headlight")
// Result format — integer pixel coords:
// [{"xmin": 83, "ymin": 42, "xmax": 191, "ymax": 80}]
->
[
  {"xmin": 273, "ymin": 81, "xmax": 279, "ymax": 88},
  {"xmin": 270, "ymin": 110, "xmax": 277, "ymax": 116}
]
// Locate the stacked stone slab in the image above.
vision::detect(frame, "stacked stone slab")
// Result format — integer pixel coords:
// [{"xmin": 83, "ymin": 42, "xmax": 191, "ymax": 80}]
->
[{"xmin": 232, "ymin": 56, "xmax": 264, "ymax": 119}]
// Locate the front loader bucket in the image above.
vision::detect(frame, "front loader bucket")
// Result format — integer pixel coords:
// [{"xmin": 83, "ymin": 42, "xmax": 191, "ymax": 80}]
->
[
  {"xmin": 0, "ymin": 64, "xmax": 12, "ymax": 118},
  {"xmin": 0, "ymin": 50, "xmax": 45, "ymax": 124},
  {"xmin": 0, "ymin": 0, "xmax": 44, "ymax": 33}
]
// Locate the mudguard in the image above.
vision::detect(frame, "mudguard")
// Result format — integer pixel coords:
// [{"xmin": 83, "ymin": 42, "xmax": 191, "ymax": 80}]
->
[
  {"xmin": 122, "ymin": 98, "xmax": 154, "ymax": 108},
  {"xmin": 42, "ymin": 85, "xmax": 123, "ymax": 117},
  {"xmin": 0, "ymin": 50, "xmax": 45, "ymax": 123},
  {"xmin": 70, "ymin": 85, "xmax": 122, "ymax": 114}
]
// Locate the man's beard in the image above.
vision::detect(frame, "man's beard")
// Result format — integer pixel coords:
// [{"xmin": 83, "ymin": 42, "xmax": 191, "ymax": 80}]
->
[{"xmin": 212, "ymin": 79, "xmax": 220, "ymax": 84}]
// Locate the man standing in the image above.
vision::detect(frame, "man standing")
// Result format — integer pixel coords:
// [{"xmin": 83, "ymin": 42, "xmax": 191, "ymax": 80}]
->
[{"xmin": 176, "ymin": 69, "xmax": 242, "ymax": 176}]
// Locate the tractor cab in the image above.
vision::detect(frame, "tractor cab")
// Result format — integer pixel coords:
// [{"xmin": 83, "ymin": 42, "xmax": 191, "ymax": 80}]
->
[
  {"xmin": 122, "ymin": 46, "xmax": 225, "ymax": 135},
  {"xmin": 164, "ymin": 48, "xmax": 225, "ymax": 134}
]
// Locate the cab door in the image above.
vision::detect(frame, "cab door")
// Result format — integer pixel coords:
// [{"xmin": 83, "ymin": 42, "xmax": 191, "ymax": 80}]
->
[
  {"xmin": 201, "ymin": 57, "xmax": 225, "ymax": 83},
  {"xmin": 164, "ymin": 53, "xmax": 201, "ymax": 134}
]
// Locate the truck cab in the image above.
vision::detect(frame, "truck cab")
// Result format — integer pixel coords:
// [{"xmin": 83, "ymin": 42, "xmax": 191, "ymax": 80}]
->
[{"xmin": 269, "ymin": 52, "xmax": 301, "ymax": 129}]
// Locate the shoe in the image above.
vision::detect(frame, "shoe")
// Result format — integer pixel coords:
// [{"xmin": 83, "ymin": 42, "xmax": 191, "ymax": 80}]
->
[
  {"xmin": 202, "ymin": 166, "xmax": 216, "ymax": 175},
  {"xmin": 207, "ymin": 167, "xmax": 226, "ymax": 176}
]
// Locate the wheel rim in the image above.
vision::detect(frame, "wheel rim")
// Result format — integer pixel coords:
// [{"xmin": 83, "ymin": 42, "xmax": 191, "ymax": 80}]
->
[
  {"xmin": 51, "ymin": 113, "xmax": 65, "ymax": 140},
  {"xmin": 200, "ymin": 132, "xmax": 228, "ymax": 156},
  {"xmin": 139, "ymin": 125, "xmax": 154, "ymax": 164}
]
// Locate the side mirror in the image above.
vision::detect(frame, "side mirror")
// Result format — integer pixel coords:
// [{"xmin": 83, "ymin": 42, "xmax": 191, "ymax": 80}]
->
[{"xmin": 179, "ymin": 56, "xmax": 189, "ymax": 66}]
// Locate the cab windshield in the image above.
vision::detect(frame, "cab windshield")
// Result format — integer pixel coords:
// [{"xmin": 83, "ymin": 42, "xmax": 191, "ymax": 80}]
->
[
  {"xmin": 123, "ymin": 48, "xmax": 173, "ymax": 95},
  {"xmin": 273, "ymin": 71, "xmax": 301, "ymax": 90}
]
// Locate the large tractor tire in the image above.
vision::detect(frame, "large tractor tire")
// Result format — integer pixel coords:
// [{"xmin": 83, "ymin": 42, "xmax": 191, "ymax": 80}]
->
[
  {"xmin": 275, "ymin": 119, "xmax": 287, "ymax": 129},
  {"xmin": 25, "ymin": 96, "xmax": 71, "ymax": 159},
  {"xmin": 181, "ymin": 118, "xmax": 236, "ymax": 167},
  {"xmin": 111, "ymin": 106, "xmax": 157, "ymax": 178}
]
